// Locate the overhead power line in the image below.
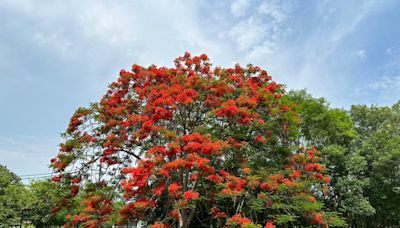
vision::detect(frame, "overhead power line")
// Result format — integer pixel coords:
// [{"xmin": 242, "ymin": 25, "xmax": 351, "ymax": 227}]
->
[{"xmin": 19, "ymin": 172, "xmax": 55, "ymax": 177}]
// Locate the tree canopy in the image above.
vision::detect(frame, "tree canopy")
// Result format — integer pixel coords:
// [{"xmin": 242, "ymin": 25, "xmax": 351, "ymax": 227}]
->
[{"xmin": 50, "ymin": 53, "xmax": 342, "ymax": 227}]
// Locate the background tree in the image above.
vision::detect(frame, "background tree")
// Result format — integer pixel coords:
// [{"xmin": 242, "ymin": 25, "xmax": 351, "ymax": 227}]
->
[
  {"xmin": 0, "ymin": 165, "xmax": 32, "ymax": 227},
  {"xmin": 287, "ymin": 90, "xmax": 356, "ymax": 148},
  {"xmin": 350, "ymin": 104, "xmax": 392, "ymax": 144},
  {"xmin": 287, "ymin": 90, "xmax": 400, "ymax": 227},
  {"xmin": 286, "ymin": 90, "xmax": 375, "ymax": 227},
  {"xmin": 28, "ymin": 180, "xmax": 70, "ymax": 227},
  {"xmin": 352, "ymin": 102, "xmax": 400, "ymax": 226}
]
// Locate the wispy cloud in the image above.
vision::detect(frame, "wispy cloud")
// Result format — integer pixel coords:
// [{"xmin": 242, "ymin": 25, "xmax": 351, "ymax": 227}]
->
[
  {"xmin": 367, "ymin": 75, "xmax": 400, "ymax": 90},
  {"xmin": 227, "ymin": 0, "xmax": 292, "ymax": 55},
  {"xmin": 230, "ymin": 0, "xmax": 250, "ymax": 17},
  {"xmin": 354, "ymin": 49, "xmax": 367, "ymax": 59},
  {"xmin": 354, "ymin": 43, "xmax": 400, "ymax": 105},
  {"xmin": 384, "ymin": 45, "xmax": 400, "ymax": 70},
  {"xmin": 353, "ymin": 75, "xmax": 400, "ymax": 106},
  {"xmin": 0, "ymin": 135, "xmax": 59, "ymax": 176}
]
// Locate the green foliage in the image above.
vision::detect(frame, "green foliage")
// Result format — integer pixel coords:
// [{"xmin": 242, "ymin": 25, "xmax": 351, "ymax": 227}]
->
[
  {"xmin": 287, "ymin": 90, "xmax": 357, "ymax": 148},
  {"xmin": 28, "ymin": 180, "xmax": 69, "ymax": 227},
  {"xmin": 288, "ymin": 90, "xmax": 400, "ymax": 227},
  {"xmin": 0, "ymin": 165, "xmax": 20, "ymax": 191},
  {"xmin": 356, "ymin": 106, "xmax": 400, "ymax": 225},
  {"xmin": 273, "ymin": 214, "xmax": 297, "ymax": 224},
  {"xmin": 0, "ymin": 165, "xmax": 32, "ymax": 227},
  {"xmin": 299, "ymin": 200, "xmax": 323, "ymax": 211},
  {"xmin": 0, "ymin": 167, "xmax": 75, "ymax": 227},
  {"xmin": 350, "ymin": 104, "xmax": 392, "ymax": 143},
  {"xmin": 324, "ymin": 211, "xmax": 347, "ymax": 227}
]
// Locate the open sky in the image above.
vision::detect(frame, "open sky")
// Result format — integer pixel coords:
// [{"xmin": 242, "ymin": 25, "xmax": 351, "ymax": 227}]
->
[{"xmin": 1, "ymin": 0, "xmax": 400, "ymax": 179}]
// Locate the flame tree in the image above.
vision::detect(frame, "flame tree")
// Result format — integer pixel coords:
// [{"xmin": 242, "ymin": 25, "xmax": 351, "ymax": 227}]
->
[{"xmin": 51, "ymin": 53, "xmax": 344, "ymax": 227}]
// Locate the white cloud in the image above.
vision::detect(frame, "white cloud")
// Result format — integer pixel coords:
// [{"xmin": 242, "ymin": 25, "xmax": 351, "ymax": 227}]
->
[
  {"xmin": 353, "ymin": 44, "xmax": 400, "ymax": 105},
  {"xmin": 386, "ymin": 46, "xmax": 398, "ymax": 55},
  {"xmin": 228, "ymin": 17, "xmax": 268, "ymax": 51},
  {"xmin": 367, "ymin": 75, "xmax": 400, "ymax": 90},
  {"xmin": 227, "ymin": 0, "xmax": 292, "ymax": 57},
  {"xmin": 32, "ymin": 31, "xmax": 75, "ymax": 58},
  {"xmin": 78, "ymin": 3, "xmax": 139, "ymax": 45},
  {"xmin": 353, "ymin": 75, "xmax": 400, "ymax": 106},
  {"xmin": 384, "ymin": 45, "xmax": 400, "ymax": 70},
  {"xmin": 258, "ymin": 1, "xmax": 287, "ymax": 23},
  {"xmin": 230, "ymin": 0, "xmax": 250, "ymax": 17},
  {"xmin": 256, "ymin": 1, "xmax": 393, "ymax": 107},
  {"xmin": 355, "ymin": 49, "xmax": 367, "ymax": 59}
]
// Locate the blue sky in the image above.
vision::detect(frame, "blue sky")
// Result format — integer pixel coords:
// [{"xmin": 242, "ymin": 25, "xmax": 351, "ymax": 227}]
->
[{"xmin": 1, "ymin": 0, "xmax": 400, "ymax": 178}]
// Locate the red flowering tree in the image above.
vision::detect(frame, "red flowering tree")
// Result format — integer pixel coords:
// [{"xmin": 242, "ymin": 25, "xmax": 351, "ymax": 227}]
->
[{"xmin": 51, "ymin": 53, "xmax": 344, "ymax": 227}]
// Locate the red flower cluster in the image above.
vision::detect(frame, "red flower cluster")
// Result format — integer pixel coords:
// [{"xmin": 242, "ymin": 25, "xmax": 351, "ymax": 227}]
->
[
  {"xmin": 183, "ymin": 191, "xmax": 200, "ymax": 200},
  {"xmin": 168, "ymin": 183, "xmax": 182, "ymax": 197},
  {"xmin": 51, "ymin": 176, "xmax": 61, "ymax": 182},
  {"xmin": 227, "ymin": 214, "xmax": 253, "ymax": 226},
  {"xmin": 304, "ymin": 163, "xmax": 325, "ymax": 172},
  {"xmin": 265, "ymin": 221, "xmax": 276, "ymax": 228},
  {"xmin": 65, "ymin": 192, "xmax": 113, "ymax": 228}
]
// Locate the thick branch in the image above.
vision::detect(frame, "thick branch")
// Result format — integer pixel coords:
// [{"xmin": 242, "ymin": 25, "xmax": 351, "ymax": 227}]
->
[{"xmin": 120, "ymin": 149, "xmax": 142, "ymax": 160}]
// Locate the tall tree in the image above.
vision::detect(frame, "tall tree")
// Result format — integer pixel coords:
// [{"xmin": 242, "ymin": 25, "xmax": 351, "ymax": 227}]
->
[{"xmin": 51, "ymin": 53, "xmax": 343, "ymax": 227}]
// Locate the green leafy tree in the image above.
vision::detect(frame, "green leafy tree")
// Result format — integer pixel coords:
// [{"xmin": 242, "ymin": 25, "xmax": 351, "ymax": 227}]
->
[
  {"xmin": 354, "ymin": 102, "xmax": 400, "ymax": 226},
  {"xmin": 287, "ymin": 91, "xmax": 378, "ymax": 227},
  {"xmin": 28, "ymin": 180, "xmax": 70, "ymax": 227},
  {"xmin": 0, "ymin": 165, "xmax": 32, "ymax": 227},
  {"xmin": 287, "ymin": 90, "xmax": 357, "ymax": 148}
]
